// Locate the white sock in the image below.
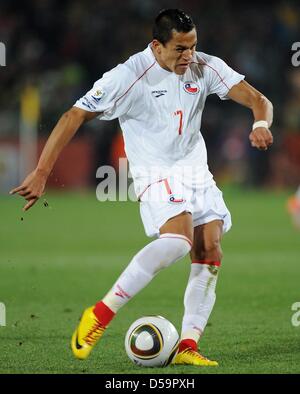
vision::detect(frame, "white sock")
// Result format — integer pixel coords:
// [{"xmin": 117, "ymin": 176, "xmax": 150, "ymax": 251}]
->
[
  {"xmin": 181, "ymin": 261, "xmax": 220, "ymax": 343},
  {"xmin": 102, "ymin": 233, "xmax": 191, "ymax": 312}
]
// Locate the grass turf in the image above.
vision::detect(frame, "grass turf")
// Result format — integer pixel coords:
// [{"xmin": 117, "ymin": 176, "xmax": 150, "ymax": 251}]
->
[{"xmin": 0, "ymin": 187, "xmax": 300, "ymax": 374}]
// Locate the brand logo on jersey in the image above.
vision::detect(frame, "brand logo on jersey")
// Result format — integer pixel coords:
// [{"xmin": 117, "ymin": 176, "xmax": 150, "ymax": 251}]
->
[
  {"xmin": 168, "ymin": 194, "xmax": 185, "ymax": 204},
  {"xmin": 82, "ymin": 97, "xmax": 97, "ymax": 110},
  {"xmin": 183, "ymin": 82, "xmax": 200, "ymax": 95},
  {"xmin": 91, "ymin": 89, "xmax": 105, "ymax": 103},
  {"xmin": 151, "ymin": 90, "xmax": 167, "ymax": 98}
]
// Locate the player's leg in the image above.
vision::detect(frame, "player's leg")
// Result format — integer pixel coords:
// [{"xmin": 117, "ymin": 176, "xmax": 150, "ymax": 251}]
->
[
  {"xmin": 101, "ymin": 211, "xmax": 193, "ymax": 311},
  {"xmin": 71, "ymin": 211, "xmax": 193, "ymax": 359},
  {"xmin": 174, "ymin": 220, "xmax": 223, "ymax": 366},
  {"xmin": 159, "ymin": 210, "xmax": 194, "ymax": 241}
]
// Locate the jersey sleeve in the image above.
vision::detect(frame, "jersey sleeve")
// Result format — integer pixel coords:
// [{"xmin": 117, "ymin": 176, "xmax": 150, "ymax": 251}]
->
[
  {"xmin": 204, "ymin": 55, "xmax": 245, "ymax": 100},
  {"xmin": 73, "ymin": 64, "xmax": 136, "ymax": 120}
]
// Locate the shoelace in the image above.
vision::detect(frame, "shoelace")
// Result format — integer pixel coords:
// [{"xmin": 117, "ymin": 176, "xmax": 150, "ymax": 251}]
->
[
  {"xmin": 84, "ymin": 319, "xmax": 105, "ymax": 346},
  {"xmin": 183, "ymin": 348, "xmax": 210, "ymax": 361}
]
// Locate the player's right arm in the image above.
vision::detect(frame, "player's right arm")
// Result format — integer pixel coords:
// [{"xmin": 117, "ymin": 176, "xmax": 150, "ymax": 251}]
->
[
  {"xmin": 11, "ymin": 61, "xmax": 137, "ymax": 211},
  {"xmin": 10, "ymin": 107, "xmax": 99, "ymax": 211}
]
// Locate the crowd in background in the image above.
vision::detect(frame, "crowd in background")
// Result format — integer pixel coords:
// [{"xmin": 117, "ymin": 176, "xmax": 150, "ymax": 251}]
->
[{"xmin": 0, "ymin": 0, "xmax": 300, "ymax": 189}]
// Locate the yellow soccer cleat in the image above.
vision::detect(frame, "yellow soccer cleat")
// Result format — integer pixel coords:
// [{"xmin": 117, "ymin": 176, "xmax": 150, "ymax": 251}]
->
[
  {"xmin": 71, "ymin": 306, "xmax": 106, "ymax": 360},
  {"xmin": 173, "ymin": 348, "xmax": 218, "ymax": 367}
]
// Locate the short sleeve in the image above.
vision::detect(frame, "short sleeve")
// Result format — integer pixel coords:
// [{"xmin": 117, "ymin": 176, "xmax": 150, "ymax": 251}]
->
[
  {"xmin": 74, "ymin": 64, "xmax": 136, "ymax": 120},
  {"xmin": 204, "ymin": 55, "xmax": 245, "ymax": 100}
]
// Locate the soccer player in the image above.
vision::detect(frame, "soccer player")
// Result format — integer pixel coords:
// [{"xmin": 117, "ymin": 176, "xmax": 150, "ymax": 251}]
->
[{"xmin": 10, "ymin": 9, "xmax": 273, "ymax": 366}]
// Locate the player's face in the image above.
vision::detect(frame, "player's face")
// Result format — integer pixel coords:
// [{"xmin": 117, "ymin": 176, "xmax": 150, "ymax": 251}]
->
[{"xmin": 153, "ymin": 28, "xmax": 197, "ymax": 75}]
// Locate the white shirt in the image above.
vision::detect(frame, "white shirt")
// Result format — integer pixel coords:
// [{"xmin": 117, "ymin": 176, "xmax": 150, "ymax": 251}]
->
[{"xmin": 74, "ymin": 45, "xmax": 245, "ymax": 197}]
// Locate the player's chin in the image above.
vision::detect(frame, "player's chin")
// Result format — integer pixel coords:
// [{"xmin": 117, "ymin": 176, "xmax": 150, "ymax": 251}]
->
[{"xmin": 175, "ymin": 65, "xmax": 189, "ymax": 75}]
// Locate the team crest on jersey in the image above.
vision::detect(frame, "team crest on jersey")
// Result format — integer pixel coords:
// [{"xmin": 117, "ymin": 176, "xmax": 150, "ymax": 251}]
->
[{"xmin": 183, "ymin": 81, "xmax": 200, "ymax": 95}]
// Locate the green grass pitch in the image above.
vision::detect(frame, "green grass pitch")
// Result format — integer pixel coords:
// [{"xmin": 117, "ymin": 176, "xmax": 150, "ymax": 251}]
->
[{"xmin": 1, "ymin": 186, "xmax": 300, "ymax": 374}]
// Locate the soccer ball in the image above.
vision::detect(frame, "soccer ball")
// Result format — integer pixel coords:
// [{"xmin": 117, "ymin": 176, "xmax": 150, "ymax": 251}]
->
[{"xmin": 124, "ymin": 315, "xmax": 179, "ymax": 367}]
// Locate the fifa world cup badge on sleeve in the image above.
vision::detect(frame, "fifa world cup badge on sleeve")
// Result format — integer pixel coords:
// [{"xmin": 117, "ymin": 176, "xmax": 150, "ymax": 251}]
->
[{"xmin": 91, "ymin": 89, "xmax": 105, "ymax": 103}]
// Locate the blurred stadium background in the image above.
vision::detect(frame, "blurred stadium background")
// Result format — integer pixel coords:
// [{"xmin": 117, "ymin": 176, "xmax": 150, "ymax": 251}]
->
[
  {"xmin": 1, "ymin": 0, "xmax": 300, "ymax": 374},
  {"xmin": 0, "ymin": 0, "xmax": 300, "ymax": 192}
]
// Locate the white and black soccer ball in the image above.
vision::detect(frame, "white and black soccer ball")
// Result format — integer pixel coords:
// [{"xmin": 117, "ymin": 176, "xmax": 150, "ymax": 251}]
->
[{"xmin": 124, "ymin": 316, "xmax": 179, "ymax": 367}]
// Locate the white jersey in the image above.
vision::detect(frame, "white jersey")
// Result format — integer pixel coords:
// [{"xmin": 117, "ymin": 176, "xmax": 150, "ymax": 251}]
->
[{"xmin": 74, "ymin": 45, "xmax": 244, "ymax": 197}]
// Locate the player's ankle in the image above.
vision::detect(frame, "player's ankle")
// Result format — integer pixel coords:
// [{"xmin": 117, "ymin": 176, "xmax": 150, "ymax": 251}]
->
[
  {"xmin": 178, "ymin": 338, "xmax": 197, "ymax": 352},
  {"xmin": 93, "ymin": 301, "xmax": 115, "ymax": 327}
]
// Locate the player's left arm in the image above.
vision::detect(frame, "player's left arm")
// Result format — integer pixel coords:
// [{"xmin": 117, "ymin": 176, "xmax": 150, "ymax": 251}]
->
[{"xmin": 227, "ymin": 80, "xmax": 273, "ymax": 150}]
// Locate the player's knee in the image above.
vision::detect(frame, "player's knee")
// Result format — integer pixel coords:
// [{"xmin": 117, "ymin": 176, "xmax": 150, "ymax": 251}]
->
[
  {"xmin": 159, "ymin": 234, "xmax": 192, "ymax": 261},
  {"xmin": 173, "ymin": 237, "xmax": 192, "ymax": 260},
  {"xmin": 195, "ymin": 239, "xmax": 223, "ymax": 262},
  {"xmin": 154, "ymin": 235, "xmax": 191, "ymax": 272},
  {"xmin": 204, "ymin": 240, "xmax": 223, "ymax": 261},
  {"xmin": 134, "ymin": 235, "xmax": 192, "ymax": 276}
]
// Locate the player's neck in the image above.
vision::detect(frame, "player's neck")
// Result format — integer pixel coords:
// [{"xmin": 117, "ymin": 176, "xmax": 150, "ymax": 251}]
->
[{"xmin": 150, "ymin": 44, "xmax": 172, "ymax": 73}]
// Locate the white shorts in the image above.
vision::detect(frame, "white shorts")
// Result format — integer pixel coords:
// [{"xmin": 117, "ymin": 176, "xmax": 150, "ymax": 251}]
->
[{"xmin": 139, "ymin": 178, "xmax": 232, "ymax": 238}]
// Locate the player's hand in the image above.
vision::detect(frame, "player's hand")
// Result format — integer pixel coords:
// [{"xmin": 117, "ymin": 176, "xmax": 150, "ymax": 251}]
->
[
  {"xmin": 9, "ymin": 169, "xmax": 48, "ymax": 211},
  {"xmin": 249, "ymin": 127, "xmax": 273, "ymax": 151}
]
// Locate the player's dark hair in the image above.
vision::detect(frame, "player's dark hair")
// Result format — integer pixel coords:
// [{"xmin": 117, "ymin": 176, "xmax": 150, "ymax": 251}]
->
[{"xmin": 153, "ymin": 9, "xmax": 195, "ymax": 46}]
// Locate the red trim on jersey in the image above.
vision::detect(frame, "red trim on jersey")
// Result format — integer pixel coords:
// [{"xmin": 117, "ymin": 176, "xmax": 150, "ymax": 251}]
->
[
  {"xmin": 191, "ymin": 60, "xmax": 230, "ymax": 91},
  {"xmin": 114, "ymin": 60, "xmax": 156, "ymax": 107},
  {"xmin": 192, "ymin": 259, "xmax": 221, "ymax": 267},
  {"xmin": 163, "ymin": 179, "xmax": 172, "ymax": 195},
  {"xmin": 137, "ymin": 178, "xmax": 167, "ymax": 201},
  {"xmin": 160, "ymin": 234, "xmax": 193, "ymax": 248}
]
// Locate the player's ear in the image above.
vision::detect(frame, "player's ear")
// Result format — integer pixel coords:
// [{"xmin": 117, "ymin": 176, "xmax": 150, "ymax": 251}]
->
[{"xmin": 152, "ymin": 39, "xmax": 163, "ymax": 54}]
